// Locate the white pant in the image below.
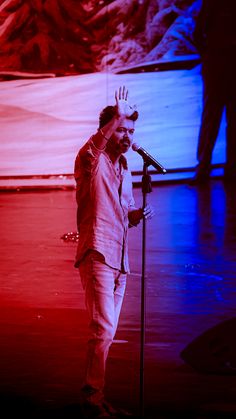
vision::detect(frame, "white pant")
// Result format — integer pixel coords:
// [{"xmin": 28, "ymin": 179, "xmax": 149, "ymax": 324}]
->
[{"xmin": 79, "ymin": 251, "xmax": 127, "ymax": 403}]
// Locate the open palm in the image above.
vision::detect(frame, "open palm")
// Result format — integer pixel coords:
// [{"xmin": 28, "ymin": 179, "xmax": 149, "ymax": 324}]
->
[{"xmin": 115, "ymin": 86, "xmax": 136, "ymax": 118}]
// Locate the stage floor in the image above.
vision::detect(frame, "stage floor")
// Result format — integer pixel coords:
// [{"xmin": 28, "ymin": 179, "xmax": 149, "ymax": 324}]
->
[{"xmin": 0, "ymin": 180, "xmax": 236, "ymax": 418}]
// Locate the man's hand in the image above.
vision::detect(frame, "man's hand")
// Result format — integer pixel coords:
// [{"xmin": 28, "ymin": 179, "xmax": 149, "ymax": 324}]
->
[
  {"xmin": 143, "ymin": 204, "xmax": 155, "ymax": 220},
  {"xmin": 129, "ymin": 204, "xmax": 155, "ymax": 227},
  {"xmin": 115, "ymin": 86, "xmax": 136, "ymax": 118}
]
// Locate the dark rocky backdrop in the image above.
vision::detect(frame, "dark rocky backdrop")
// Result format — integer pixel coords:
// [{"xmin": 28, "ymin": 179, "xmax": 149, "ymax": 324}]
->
[{"xmin": 0, "ymin": 0, "xmax": 201, "ymax": 75}]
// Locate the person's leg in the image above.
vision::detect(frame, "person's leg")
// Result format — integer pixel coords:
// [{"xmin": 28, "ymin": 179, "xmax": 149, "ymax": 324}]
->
[
  {"xmin": 113, "ymin": 272, "xmax": 127, "ymax": 335},
  {"xmin": 78, "ymin": 251, "xmax": 126, "ymax": 406},
  {"xmin": 225, "ymin": 54, "xmax": 236, "ymax": 180},
  {"xmin": 195, "ymin": 55, "xmax": 225, "ymax": 180},
  {"xmin": 225, "ymin": 105, "xmax": 236, "ymax": 179}
]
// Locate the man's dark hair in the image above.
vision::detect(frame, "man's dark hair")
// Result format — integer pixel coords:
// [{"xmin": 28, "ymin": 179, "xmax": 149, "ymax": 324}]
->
[{"xmin": 99, "ymin": 105, "xmax": 139, "ymax": 129}]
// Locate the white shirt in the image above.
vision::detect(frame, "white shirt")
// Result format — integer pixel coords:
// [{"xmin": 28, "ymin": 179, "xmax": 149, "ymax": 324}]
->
[{"xmin": 74, "ymin": 136, "xmax": 136, "ymax": 273}]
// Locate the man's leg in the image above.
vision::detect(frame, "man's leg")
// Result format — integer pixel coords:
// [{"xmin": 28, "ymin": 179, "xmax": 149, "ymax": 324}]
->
[
  {"xmin": 195, "ymin": 56, "xmax": 225, "ymax": 180},
  {"xmin": 79, "ymin": 251, "xmax": 126, "ymax": 406},
  {"xmin": 225, "ymin": 104, "xmax": 236, "ymax": 179},
  {"xmin": 225, "ymin": 55, "xmax": 236, "ymax": 180},
  {"xmin": 114, "ymin": 273, "xmax": 127, "ymax": 335}
]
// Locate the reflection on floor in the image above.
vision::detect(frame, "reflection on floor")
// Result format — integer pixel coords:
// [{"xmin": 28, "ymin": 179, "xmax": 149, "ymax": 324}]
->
[{"xmin": 0, "ymin": 179, "xmax": 236, "ymax": 418}]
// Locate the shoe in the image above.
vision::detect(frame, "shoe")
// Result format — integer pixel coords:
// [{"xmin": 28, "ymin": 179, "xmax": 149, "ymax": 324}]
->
[
  {"xmin": 79, "ymin": 385, "xmax": 133, "ymax": 418},
  {"xmin": 81, "ymin": 400, "xmax": 111, "ymax": 418},
  {"xmin": 188, "ymin": 172, "xmax": 210, "ymax": 185},
  {"xmin": 223, "ymin": 170, "xmax": 236, "ymax": 184},
  {"xmin": 102, "ymin": 400, "xmax": 133, "ymax": 417},
  {"xmin": 188, "ymin": 163, "xmax": 211, "ymax": 185},
  {"xmin": 81, "ymin": 399, "xmax": 133, "ymax": 418}
]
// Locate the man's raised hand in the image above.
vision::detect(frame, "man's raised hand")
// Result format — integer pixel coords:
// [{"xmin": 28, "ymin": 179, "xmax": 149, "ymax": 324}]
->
[{"xmin": 115, "ymin": 86, "xmax": 136, "ymax": 118}]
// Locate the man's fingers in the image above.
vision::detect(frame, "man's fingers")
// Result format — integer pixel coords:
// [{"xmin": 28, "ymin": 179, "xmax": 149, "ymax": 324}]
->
[
  {"xmin": 122, "ymin": 85, "xmax": 125, "ymax": 98},
  {"xmin": 143, "ymin": 205, "xmax": 152, "ymax": 214},
  {"xmin": 143, "ymin": 205, "xmax": 155, "ymax": 219},
  {"xmin": 116, "ymin": 86, "xmax": 128, "ymax": 101},
  {"xmin": 122, "ymin": 85, "xmax": 128, "ymax": 100}
]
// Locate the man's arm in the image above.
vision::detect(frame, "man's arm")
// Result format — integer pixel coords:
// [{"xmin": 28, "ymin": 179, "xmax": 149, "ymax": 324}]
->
[
  {"xmin": 92, "ymin": 86, "xmax": 136, "ymax": 150},
  {"xmin": 75, "ymin": 86, "xmax": 136, "ymax": 176}
]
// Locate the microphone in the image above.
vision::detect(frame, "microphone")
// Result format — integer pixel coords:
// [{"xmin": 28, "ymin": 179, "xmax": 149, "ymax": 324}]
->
[{"xmin": 132, "ymin": 143, "xmax": 167, "ymax": 174}]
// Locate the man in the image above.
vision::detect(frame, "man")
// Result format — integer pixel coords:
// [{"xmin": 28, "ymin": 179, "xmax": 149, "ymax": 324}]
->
[
  {"xmin": 191, "ymin": 0, "xmax": 236, "ymax": 184},
  {"xmin": 74, "ymin": 86, "xmax": 154, "ymax": 417}
]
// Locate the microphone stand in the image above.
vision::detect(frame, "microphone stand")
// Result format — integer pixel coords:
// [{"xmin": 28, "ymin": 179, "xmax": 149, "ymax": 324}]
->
[{"xmin": 139, "ymin": 161, "xmax": 152, "ymax": 418}]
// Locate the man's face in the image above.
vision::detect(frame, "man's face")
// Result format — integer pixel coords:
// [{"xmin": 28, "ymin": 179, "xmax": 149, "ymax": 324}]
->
[{"xmin": 110, "ymin": 118, "xmax": 135, "ymax": 154}]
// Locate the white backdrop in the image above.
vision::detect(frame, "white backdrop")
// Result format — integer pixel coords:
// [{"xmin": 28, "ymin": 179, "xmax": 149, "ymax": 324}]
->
[{"xmin": 0, "ymin": 66, "xmax": 226, "ymax": 178}]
